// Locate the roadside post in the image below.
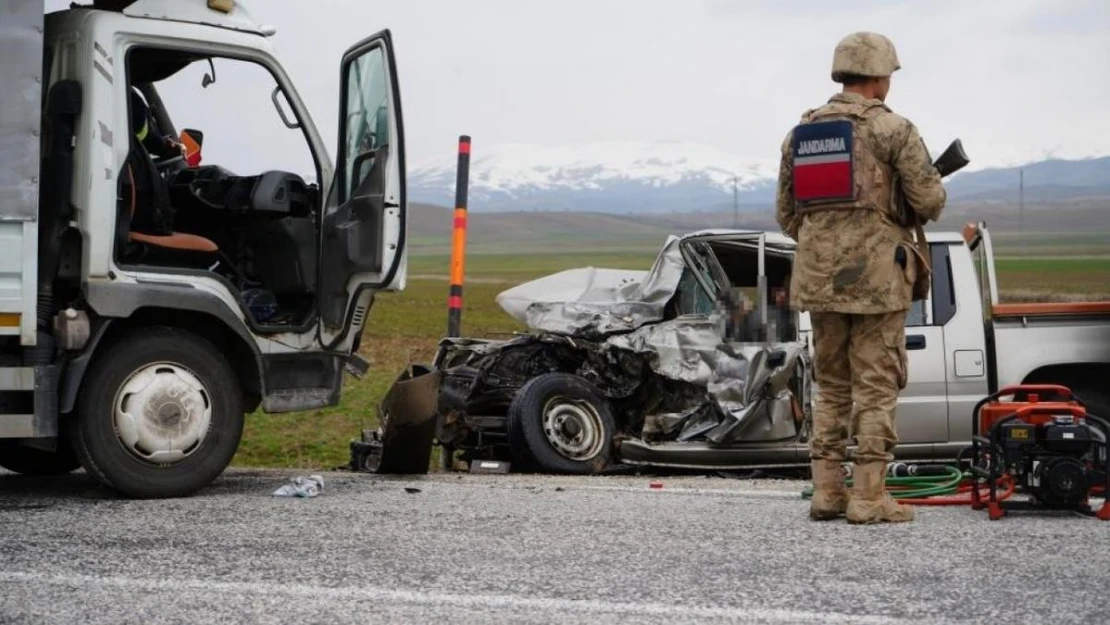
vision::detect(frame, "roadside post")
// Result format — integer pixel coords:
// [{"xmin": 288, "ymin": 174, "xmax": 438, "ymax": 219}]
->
[{"xmin": 447, "ymin": 135, "xmax": 471, "ymax": 338}]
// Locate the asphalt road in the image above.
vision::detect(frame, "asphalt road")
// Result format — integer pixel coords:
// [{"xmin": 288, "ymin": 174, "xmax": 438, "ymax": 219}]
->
[{"xmin": 1, "ymin": 468, "xmax": 1107, "ymax": 625}]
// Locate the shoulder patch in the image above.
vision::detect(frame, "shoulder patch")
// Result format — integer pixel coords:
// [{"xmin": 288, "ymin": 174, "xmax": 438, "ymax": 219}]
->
[{"xmin": 791, "ymin": 120, "xmax": 854, "ymax": 203}]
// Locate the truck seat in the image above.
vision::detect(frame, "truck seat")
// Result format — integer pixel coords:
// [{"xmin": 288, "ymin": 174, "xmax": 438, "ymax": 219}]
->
[
  {"xmin": 120, "ymin": 86, "xmax": 218, "ymax": 257},
  {"xmin": 123, "ymin": 162, "xmax": 217, "ymax": 253}
]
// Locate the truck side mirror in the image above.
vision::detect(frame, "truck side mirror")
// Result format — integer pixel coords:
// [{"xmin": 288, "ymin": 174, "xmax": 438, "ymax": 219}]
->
[{"xmin": 180, "ymin": 128, "xmax": 204, "ymax": 167}]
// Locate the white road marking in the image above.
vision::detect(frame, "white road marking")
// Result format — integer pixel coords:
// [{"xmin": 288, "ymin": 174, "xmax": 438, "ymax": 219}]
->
[{"xmin": 0, "ymin": 571, "xmax": 932, "ymax": 624}]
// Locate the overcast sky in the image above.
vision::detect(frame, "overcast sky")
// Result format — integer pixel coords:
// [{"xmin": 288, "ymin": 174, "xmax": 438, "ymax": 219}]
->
[
  {"xmin": 51, "ymin": 0, "xmax": 1110, "ymax": 173},
  {"xmin": 247, "ymin": 0, "xmax": 1110, "ymax": 169}
]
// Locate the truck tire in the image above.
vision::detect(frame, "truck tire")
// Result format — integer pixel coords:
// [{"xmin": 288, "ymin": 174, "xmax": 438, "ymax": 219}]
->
[
  {"xmin": 507, "ymin": 373, "xmax": 614, "ymax": 475},
  {"xmin": 0, "ymin": 438, "xmax": 81, "ymax": 475},
  {"xmin": 72, "ymin": 327, "xmax": 244, "ymax": 499}
]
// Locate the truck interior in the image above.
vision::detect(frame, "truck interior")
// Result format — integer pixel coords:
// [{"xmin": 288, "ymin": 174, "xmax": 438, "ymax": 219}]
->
[{"xmin": 116, "ymin": 46, "xmax": 323, "ymax": 330}]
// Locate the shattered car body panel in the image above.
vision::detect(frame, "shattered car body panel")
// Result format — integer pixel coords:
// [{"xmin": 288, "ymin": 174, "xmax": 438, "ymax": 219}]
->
[
  {"xmin": 410, "ymin": 229, "xmax": 818, "ymax": 473},
  {"xmin": 495, "ymin": 237, "xmax": 688, "ymax": 338}
]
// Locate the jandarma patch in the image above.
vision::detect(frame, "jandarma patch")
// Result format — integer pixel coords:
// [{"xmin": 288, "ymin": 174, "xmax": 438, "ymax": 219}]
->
[{"xmin": 792, "ymin": 120, "xmax": 854, "ymax": 202}]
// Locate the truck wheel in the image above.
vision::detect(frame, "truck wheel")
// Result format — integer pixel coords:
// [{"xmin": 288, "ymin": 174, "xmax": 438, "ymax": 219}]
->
[
  {"xmin": 72, "ymin": 327, "xmax": 244, "ymax": 499},
  {"xmin": 0, "ymin": 438, "xmax": 81, "ymax": 475},
  {"xmin": 507, "ymin": 373, "xmax": 614, "ymax": 474}
]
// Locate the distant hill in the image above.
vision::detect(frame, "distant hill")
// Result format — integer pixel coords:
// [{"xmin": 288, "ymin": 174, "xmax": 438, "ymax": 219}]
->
[
  {"xmin": 405, "ymin": 199, "xmax": 1110, "ymax": 257},
  {"xmin": 409, "ymin": 141, "xmax": 1110, "ymax": 213},
  {"xmin": 945, "ymin": 157, "xmax": 1110, "ymax": 201}
]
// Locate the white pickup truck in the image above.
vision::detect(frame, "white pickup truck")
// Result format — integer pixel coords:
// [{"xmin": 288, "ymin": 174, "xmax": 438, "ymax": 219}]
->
[{"xmin": 894, "ymin": 221, "xmax": 1110, "ymax": 462}]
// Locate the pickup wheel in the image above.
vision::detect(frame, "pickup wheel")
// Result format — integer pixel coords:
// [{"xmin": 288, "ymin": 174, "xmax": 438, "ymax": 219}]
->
[
  {"xmin": 1075, "ymin": 388, "xmax": 1110, "ymax": 421},
  {"xmin": 72, "ymin": 327, "xmax": 244, "ymax": 499},
  {"xmin": 507, "ymin": 373, "xmax": 615, "ymax": 475},
  {"xmin": 0, "ymin": 438, "xmax": 82, "ymax": 475}
]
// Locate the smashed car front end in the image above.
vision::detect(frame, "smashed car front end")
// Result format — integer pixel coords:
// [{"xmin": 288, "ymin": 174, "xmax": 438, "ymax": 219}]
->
[{"xmin": 359, "ymin": 229, "xmax": 815, "ymax": 474}]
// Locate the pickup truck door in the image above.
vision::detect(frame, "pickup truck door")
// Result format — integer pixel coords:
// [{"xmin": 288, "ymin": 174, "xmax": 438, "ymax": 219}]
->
[
  {"xmin": 318, "ymin": 30, "xmax": 407, "ymax": 335},
  {"xmin": 895, "ymin": 243, "xmax": 954, "ymax": 445}
]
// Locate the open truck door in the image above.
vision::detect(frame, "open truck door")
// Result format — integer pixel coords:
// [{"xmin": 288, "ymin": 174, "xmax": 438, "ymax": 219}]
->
[{"xmin": 319, "ymin": 30, "xmax": 407, "ymax": 335}]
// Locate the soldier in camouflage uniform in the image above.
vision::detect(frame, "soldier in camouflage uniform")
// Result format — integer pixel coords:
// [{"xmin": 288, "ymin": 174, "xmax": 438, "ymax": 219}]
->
[{"xmin": 774, "ymin": 32, "xmax": 946, "ymax": 524}]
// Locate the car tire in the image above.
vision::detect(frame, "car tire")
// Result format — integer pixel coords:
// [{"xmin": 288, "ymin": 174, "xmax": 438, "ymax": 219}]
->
[
  {"xmin": 507, "ymin": 373, "xmax": 614, "ymax": 475},
  {"xmin": 0, "ymin": 437, "xmax": 82, "ymax": 475},
  {"xmin": 72, "ymin": 327, "xmax": 244, "ymax": 499}
]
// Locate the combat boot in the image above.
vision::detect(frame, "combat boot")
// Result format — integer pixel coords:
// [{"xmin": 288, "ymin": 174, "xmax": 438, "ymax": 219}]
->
[
  {"xmin": 846, "ymin": 462, "xmax": 915, "ymax": 524},
  {"xmin": 809, "ymin": 459, "xmax": 848, "ymax": 520}
]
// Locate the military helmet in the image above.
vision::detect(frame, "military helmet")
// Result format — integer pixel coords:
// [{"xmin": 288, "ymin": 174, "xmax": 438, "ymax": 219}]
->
[{"xmin": 831, "ymin": 32, "xmax": 900, "ymax": 82}]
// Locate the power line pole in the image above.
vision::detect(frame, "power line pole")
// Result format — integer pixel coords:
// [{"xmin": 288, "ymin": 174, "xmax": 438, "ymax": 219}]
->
[
  {"xmin": 732, "ymin": 176, "xmax": 739, "ymax": 228},
  {"xmin": 1019, "ymin": 168, "xmax": 1024, "ymax": 235}
]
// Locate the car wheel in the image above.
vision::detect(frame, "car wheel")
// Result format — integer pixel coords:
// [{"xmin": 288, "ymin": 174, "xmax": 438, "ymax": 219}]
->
[
  {"xmin": 72, "ymin": 327, "xmax": 244, "ymax": 499},
  {"xmin": 0, "ymin": 437, "xmax": 82, "ymax": 475},
  {"xmin": 507, "ymin": 373, "xmax": 614, "ymax": 474}
]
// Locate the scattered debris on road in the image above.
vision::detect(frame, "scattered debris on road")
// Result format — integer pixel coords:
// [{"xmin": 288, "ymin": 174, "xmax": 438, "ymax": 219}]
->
[{"xmin": 272, "ymin": 475, "xmax": 325, "ymax": 498}]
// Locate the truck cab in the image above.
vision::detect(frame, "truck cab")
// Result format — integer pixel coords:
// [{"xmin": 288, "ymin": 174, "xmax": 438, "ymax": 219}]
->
[{"xmin": 0, "ymin": 0, "xmax": 408, "ymax": 497}]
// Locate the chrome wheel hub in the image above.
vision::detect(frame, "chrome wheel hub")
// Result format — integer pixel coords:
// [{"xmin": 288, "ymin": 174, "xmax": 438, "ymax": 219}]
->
[{"xmin": 541, "ymin": 396, "xmax": 605, "ymax": 461}]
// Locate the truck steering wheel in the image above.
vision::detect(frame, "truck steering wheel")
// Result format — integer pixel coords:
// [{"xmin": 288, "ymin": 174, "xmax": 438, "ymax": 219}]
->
[{"xmin": 154, "ymin": 153, "xmax": 184, "ymax": 171}]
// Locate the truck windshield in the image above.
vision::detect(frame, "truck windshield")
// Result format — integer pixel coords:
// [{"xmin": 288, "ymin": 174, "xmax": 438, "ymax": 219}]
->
[{"xmin": 342, "ymin": 45, "xmax": 390, "ymax": 201}]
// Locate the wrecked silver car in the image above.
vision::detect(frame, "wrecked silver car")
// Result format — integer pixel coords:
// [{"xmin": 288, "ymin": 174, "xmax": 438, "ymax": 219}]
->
[{"xmin": 355, "ymin": 230, "xmax": 818, "ymax": 475}]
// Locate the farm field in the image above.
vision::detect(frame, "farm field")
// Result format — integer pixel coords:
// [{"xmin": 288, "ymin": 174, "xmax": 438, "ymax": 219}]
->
[{"xmin": 232, "ymin": 229, "xmax": 1110, "ymax": 470}]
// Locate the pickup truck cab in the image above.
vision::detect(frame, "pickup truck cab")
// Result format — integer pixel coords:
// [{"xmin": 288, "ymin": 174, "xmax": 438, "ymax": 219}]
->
[{"xmin": 897, "ymin": 222, "xmax": 1110, "ymax": 461}]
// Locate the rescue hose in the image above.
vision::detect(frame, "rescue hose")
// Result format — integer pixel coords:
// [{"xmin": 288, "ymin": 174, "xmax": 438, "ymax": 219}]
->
[{"xmin": 800, "ymin": 464, "xmax": 1018, "ymax": 506}]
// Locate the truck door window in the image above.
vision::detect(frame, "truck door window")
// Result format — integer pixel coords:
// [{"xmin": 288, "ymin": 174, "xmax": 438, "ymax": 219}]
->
[
  {"xmin": 905, "ymin": 243, "xmax": 957, "ymax": 328},
  {"xmin": 340, "ymin": 46, "xmax": 390, "ymax": 204}
]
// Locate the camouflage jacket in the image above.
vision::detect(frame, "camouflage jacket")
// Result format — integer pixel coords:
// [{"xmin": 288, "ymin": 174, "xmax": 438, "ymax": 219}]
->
[{"xmin": 774, "ymin": 92, "xmax": 946, "ymax": 314}]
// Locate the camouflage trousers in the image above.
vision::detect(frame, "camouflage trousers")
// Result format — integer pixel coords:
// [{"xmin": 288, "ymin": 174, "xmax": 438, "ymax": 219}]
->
[{"xmin": 808, "ymin": 310, "xmax": 908, "ymax": 464}]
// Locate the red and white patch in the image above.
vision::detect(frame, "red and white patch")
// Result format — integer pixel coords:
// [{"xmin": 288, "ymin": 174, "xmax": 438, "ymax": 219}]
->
[{"xmin": 791, "ymin": 120, "xmax": 855, "ymax": 203}]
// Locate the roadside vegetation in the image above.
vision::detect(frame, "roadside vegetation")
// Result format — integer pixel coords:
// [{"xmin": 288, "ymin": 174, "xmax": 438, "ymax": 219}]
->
[{"xmin": 232, "ymin": 228, "xmax": 1110, "ymax": 469}]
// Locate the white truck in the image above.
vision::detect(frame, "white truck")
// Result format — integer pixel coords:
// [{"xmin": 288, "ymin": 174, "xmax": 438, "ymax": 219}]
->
[{"xmin": 0, "ymin": 0, "xmax": 408, "ymax": 497}]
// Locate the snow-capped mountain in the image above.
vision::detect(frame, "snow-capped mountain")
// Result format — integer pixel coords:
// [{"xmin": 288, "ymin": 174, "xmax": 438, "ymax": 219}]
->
[
  {"xmin": 408, "ymin": 140, "xmax": 1110, "ymax": 213},
  {"xmin": 408, "ymin": 141, "xmax": 780, "ymax": 213}
]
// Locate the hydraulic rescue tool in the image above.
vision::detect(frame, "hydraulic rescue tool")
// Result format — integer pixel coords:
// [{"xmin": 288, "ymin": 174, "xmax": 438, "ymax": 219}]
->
[{"xmin": 969, "ymin": 385, "xmax": 1109, "ymax": 520}]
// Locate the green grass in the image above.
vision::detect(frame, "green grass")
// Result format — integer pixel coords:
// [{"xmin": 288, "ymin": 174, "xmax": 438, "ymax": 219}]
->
[
  {"xmin": 407, "ymin": 251, "xmax": 658, "ymax": 278},
  {"xmin": 994, "ymin": 258, "xmax": 1110, "ymax": 296},
  {"xmin": 232, "ymin": 243, "xmax": 1110, "ymax": 470}
]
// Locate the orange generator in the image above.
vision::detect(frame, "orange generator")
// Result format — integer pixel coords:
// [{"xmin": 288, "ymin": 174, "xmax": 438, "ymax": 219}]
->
[{"xmin": 969, "ymin": 385, "xmax": 1109, "ymax": 520}]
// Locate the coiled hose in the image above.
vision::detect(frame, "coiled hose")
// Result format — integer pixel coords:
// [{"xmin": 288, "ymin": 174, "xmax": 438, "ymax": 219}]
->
[{"xmin": 800, "ymin": 463, "xmax": 1017, "ymax": 506}]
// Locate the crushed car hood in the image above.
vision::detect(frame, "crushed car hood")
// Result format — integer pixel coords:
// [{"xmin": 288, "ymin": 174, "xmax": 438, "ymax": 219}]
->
[{"xmin": 495, "ymin": 235, "xmax": 688, "ymax": 338}]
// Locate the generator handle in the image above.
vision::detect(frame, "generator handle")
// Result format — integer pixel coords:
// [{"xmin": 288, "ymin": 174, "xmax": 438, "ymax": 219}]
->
[
  {"xmin": 995, "ymin": 384, "xmax": 1076, "ymax": 401},
  {"xmin": 972, "ymin": 384, "xmax": 1083, "ymax": 438}
]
